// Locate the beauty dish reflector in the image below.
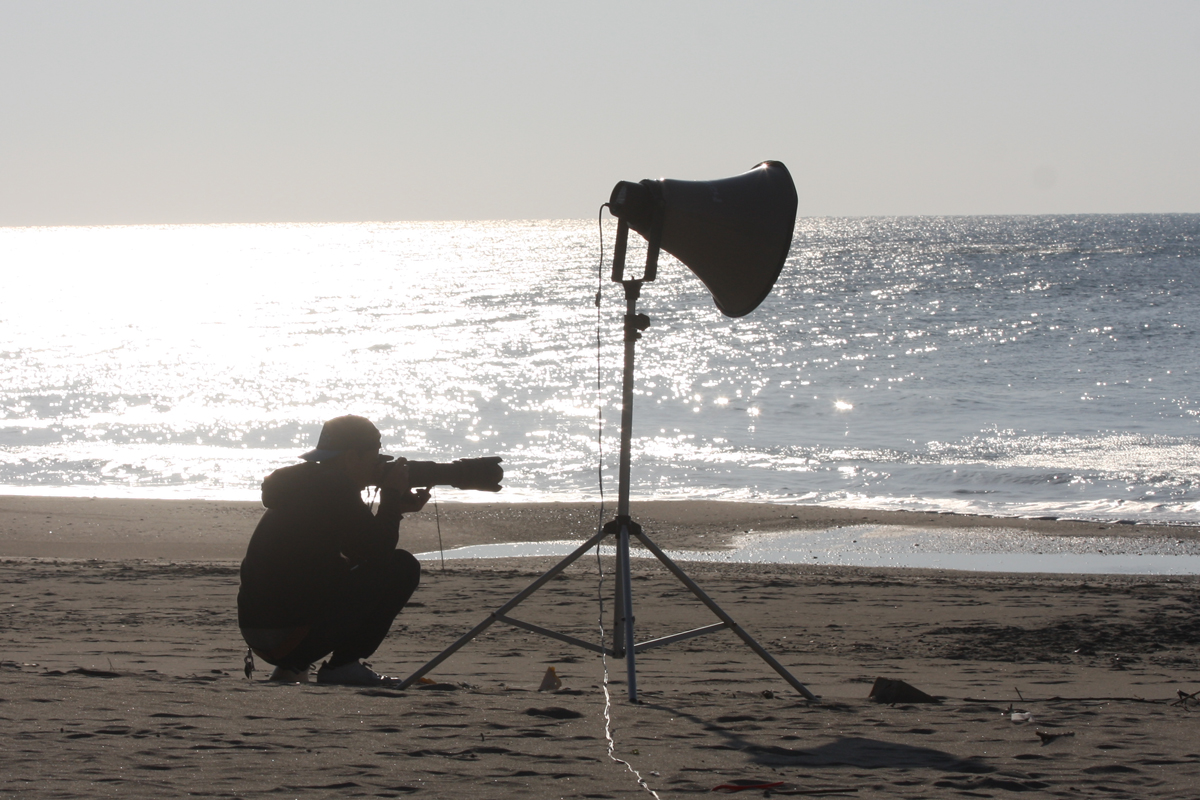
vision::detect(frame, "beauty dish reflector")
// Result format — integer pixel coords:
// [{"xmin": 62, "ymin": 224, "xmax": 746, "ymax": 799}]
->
[{"xmin": 608, "ymin": 160, "xmax": 798, "ymax": 317}]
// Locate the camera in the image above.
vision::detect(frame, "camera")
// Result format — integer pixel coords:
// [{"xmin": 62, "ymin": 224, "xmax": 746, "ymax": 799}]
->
[{"xmin": 380, "ymin": 455, "xmax": 503, "ymax": 492}]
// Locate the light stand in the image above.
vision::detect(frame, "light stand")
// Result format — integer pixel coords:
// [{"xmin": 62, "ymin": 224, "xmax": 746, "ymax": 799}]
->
[{"xmin": 400, "ymin": 197, "xmax": 816, "ymax": 702}]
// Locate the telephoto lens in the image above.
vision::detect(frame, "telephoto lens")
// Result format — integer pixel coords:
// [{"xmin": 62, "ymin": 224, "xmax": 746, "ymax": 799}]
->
[{"xmin": 382, "ymin": 456, "xmax": 503, "ymax": 492}]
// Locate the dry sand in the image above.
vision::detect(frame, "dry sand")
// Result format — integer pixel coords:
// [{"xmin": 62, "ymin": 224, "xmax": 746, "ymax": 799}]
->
[{"xmin": 3, "ymin": 496, "xmax": 1200, "ymax": 798}]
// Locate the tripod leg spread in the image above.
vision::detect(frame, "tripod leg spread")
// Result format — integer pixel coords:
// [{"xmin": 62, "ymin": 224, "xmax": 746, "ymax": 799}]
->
[{"xmin": 401, "ymin": 517, "xmax": 816, "ymax": 701}]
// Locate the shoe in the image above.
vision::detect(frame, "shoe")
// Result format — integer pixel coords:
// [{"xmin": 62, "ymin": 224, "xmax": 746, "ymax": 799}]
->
[
  {"xmin": 317, "ymin": 660, "xmax": 396, "ymax": 687},
  {"xmin": 269, "ymin": 665, "xmax": 310, "ymax": 684}
]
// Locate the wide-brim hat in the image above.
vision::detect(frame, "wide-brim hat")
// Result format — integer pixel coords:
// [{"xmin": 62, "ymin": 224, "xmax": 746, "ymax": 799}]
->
[{"xmin": 300, "ymin": 415, "xmax": 382, "ymax": 461}]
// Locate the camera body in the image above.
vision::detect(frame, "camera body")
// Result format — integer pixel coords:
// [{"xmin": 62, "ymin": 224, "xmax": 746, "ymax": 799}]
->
[{"xmin": 380, "ymin": 455, "xmax": 503, "ymax": 492}]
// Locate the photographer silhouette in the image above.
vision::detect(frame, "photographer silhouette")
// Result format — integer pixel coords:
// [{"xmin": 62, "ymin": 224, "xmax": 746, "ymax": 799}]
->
[{"xmin": 237, "ymin": 415, "xmax": 430, "ymax": 686}]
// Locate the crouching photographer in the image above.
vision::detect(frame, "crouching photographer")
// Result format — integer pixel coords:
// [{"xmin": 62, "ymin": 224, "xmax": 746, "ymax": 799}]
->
[{"xmin": 237, "ymin": 414, "xmax": 502, "ymax": 686}]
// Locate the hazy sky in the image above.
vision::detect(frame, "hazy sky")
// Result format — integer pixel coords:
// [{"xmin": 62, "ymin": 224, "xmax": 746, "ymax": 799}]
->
[{"xmin": 2, "ymin": 1, "xmax": 1197, "ymax": 225}]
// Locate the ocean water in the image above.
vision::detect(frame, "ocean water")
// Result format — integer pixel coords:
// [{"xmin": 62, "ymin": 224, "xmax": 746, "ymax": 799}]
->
[{"xmin": 2, "ymin": 215, "xmax": 1198, "ymax": 525}]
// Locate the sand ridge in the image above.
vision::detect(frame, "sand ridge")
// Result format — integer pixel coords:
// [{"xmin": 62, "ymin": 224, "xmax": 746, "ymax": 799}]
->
[{"xmin": 2, "ymin": 495, "xmax": 1193, "ymax": 560}]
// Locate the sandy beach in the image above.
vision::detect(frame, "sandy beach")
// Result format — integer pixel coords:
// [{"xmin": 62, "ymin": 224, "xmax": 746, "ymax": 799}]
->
[{"xmin": 4, "ymin": 497, "xmax": 1200, "ymax": 798}]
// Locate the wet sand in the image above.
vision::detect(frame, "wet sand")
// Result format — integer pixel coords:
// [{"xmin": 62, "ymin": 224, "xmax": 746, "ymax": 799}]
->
[{"xmin": 3, "ymin": 497, "xmax": 1200, "ymax": 798}]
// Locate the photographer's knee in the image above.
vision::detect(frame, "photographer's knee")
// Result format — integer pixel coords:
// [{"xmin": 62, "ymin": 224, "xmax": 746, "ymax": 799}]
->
[{"xmin": 393, "ymin": 548, "xmax": 421, "ymax": 588}]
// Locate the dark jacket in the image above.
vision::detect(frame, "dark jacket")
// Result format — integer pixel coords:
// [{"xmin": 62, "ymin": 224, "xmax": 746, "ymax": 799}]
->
[{"xmin": 237, "ymin": 461, "xmax": 404, "ymax": 629}]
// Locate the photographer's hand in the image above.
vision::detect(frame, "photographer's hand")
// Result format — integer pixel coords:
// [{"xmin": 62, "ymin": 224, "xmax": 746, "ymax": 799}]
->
[
  {"xmin": 396, "ymin": 487, "xmax": 431, "ymax": 514},
  {"xmin": 376, "ymin": 458, "xmax": 432, "ymax": 514}
]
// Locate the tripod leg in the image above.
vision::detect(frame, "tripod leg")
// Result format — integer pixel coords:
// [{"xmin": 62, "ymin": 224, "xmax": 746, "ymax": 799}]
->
[
  {"xmin": 612, "ymin": 549, "xmax": 625, "ymax": 658},
  {"xmin": 618, "ymin": 521, "xmax": 637, "ymax": 701},
  {"xmin": 632, "ymin": 529, "xmax": 818, "ymax": 701}
]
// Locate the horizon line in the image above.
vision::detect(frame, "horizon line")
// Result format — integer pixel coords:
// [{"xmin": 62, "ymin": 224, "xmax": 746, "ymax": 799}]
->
[{"xmin": 5, "ymin": 210, "xmax": 1200, "ymax": 231}]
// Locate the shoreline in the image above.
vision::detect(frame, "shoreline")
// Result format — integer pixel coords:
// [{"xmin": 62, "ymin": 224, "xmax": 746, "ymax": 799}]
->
[{"xmin": 2, "ymin": 495, "xmax": 1198, "ymax": 562}]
